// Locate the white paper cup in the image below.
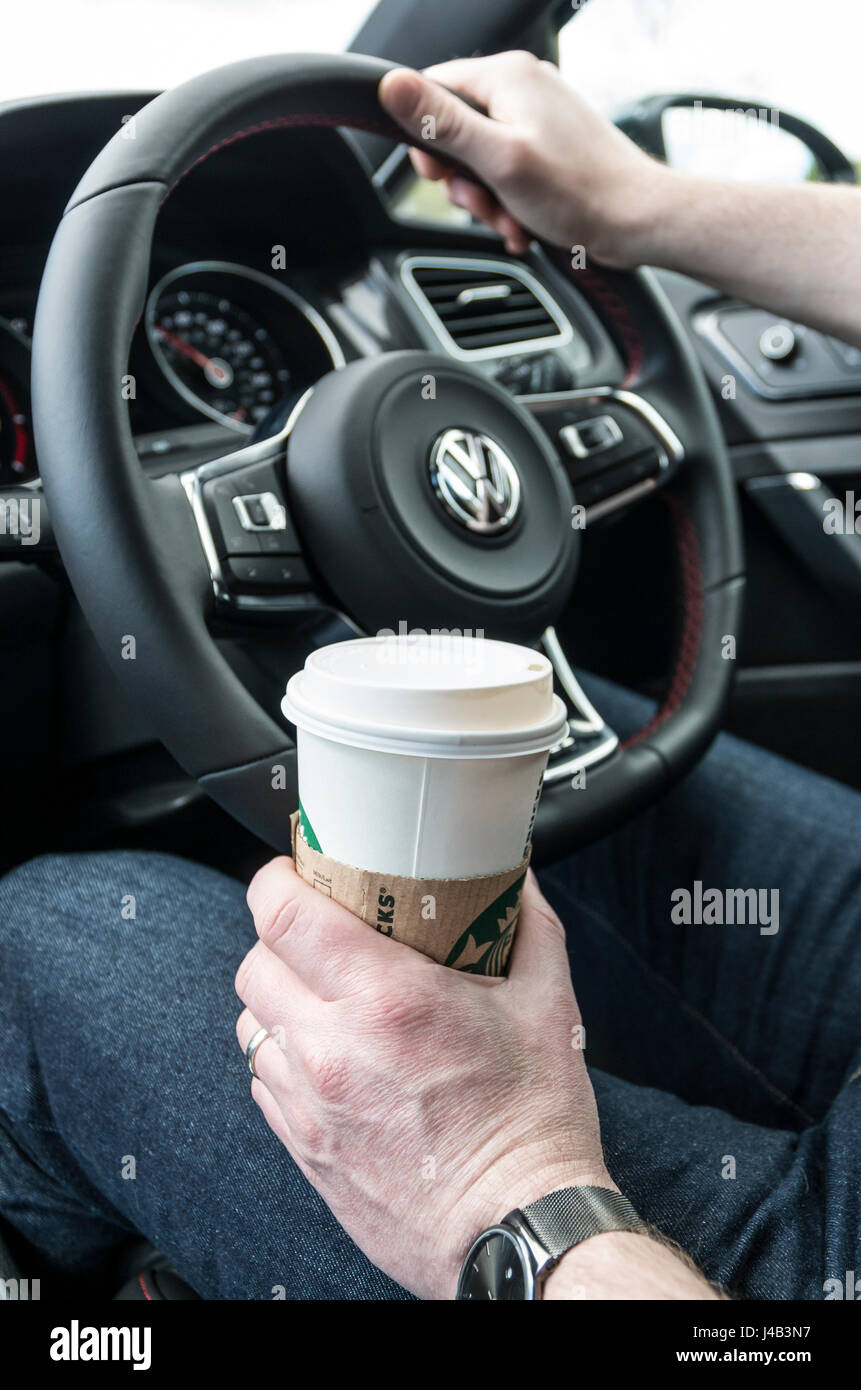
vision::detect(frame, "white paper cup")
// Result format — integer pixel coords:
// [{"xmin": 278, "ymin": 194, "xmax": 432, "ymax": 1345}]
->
[{"xmin": 281, "ymin": 634, "xmax": 567, "ymax": 878}]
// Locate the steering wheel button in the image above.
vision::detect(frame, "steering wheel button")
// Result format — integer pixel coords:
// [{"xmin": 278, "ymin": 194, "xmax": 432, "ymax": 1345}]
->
[
  {"xmin": 574, "ymin": 476, "xmax": 610, "ymax": 506},
  {"xmin": 232, "ymin": 491, "xmax": 287, "ymax": 531},
  {"xmin": 226, "ymin": 556, "xmax": 310, "ymax": 590},
  {"xmin": 236, "ymin": 496, "xmax": 269, "ymax": 527},
  {"xmin": 227, "ymin": 531, "xmax": 262, "ymax": 555},
  {"xmin": 598, "ymin": 449, "xmax": 661, "ymax": 498},
  {"xmin": 257, "ymin": 529, "xmax": 301, "ymax": 556},
  {"xmin": 559, "ymin": 415, "xmax": 624, "ymax": 459},
  {"xmin": 203, "ymin": 479, "xmax": 261, "ymax": 555}
]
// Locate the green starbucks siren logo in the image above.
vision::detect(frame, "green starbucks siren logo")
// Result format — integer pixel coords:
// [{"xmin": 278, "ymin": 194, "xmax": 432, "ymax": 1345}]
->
[
  {"xmin": 444, "ymin": 872, "xmax": 526, "ymax": 976},
  {"xmin": 298, "ymin": 802, "xmax": 322, "ymax": 852}
]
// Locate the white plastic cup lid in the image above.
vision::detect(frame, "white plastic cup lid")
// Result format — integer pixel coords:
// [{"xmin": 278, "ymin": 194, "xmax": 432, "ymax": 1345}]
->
[{"xmin": 282, "ymin": 634, "xmax": 568, "ymax": 759}]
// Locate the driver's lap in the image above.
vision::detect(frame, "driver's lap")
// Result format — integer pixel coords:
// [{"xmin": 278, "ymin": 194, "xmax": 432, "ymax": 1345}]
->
[{"xmin": 0, "ymin": 675, "xmax": 859, "ymax": 1299}]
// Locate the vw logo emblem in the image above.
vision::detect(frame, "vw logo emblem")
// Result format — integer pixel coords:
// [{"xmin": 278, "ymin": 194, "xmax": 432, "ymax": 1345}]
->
[{"xmin": 428, "ymin": 428, "xmax": 521, "ymax": 535}]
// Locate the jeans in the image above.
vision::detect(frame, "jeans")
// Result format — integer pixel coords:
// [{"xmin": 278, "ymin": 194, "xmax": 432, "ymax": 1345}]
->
[{"xmin": 0, "ymin": 677, "xmax": 859, "ymax": 1300}]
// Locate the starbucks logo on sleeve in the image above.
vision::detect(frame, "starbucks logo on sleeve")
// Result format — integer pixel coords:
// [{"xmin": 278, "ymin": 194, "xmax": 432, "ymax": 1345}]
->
[{"xmin": 444, "ymin": 872, "xmax": 527, "ymax": 976}]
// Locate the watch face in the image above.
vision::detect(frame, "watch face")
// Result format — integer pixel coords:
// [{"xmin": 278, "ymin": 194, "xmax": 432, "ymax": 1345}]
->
[{"xmin": 457, "ymin": 1228, "xmax": 533, "ymax": 1300}]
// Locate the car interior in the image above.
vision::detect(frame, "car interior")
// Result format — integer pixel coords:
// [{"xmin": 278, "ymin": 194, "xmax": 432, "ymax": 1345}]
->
[{"xmin": 1, "ymin": 0, "xmax": 859, "ymax": 1299}]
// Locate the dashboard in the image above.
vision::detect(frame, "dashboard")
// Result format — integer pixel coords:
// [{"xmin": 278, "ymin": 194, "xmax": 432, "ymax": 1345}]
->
[
  {"xmin": 0, "ymin": 91, "xmax": 627, "ymax": 492},
  {"xmin": 2, "ymin": 88, "xmax": 861, "ymax": 491},
  {"xmin": 0, "ymin": 254, "xmax": 352, "ymax": 478},
  {"xmin": 0, "ymin": 110, "xmax": 645, "ymax": 537}
]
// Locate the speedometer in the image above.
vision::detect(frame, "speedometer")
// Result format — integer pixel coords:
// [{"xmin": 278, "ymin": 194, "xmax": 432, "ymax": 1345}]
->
[
  {"xmin": 145, "ymin": 262, "xmax": 345, "ymax": 434},
  {"xmin": 152, "ymin": 289, "xmax": 290, "ymax": 428}
]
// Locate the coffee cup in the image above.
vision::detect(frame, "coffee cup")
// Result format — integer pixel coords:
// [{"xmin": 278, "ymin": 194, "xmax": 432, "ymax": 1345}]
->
[{"xmin": 282, "ymin": 632, "xmax": 566, "ymax": 878}]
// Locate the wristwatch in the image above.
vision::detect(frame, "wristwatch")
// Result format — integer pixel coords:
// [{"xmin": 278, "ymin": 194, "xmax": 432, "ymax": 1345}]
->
[{"xmin": 456, "ymin": 1185, "xmax": 647, "ymax": 1300}]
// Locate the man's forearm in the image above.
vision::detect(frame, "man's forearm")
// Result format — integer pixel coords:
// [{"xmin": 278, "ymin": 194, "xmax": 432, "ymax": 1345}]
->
[
  {"xmin": 544, "ymin": 1229, "xmax": 722, "ymax": 1301},
  {"xmin": 625, "ymin": 169, "xmax": 861, "ymax": 348}
]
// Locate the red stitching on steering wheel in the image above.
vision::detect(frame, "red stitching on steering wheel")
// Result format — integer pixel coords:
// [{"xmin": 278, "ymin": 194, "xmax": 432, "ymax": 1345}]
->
[
  {"xmin": 164, "ymin": 113, "xmax": 404, "ymax": 203},
  {"xmin": 543, "ymin": 246, "xmax": 646, "ymax": 383},
  {"xmin": 546, "ymin": 256, "xmax": 702, "ymax": 748},
  {"xmin": 547, "ymin": 254, "xmax": 705, "ymax": 748},
  {"xmin": 570, "ymin": 265, "xmax": 645, "ymax": 386},
  {"xmin": 622, "ymin": 491, "xmax": 705, "ymax": 748}
]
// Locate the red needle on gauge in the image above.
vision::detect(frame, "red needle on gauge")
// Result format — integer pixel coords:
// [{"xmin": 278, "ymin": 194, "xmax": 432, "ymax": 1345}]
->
[{"xmin": 155, "ymin": 325, "xmax": 232, "ymax": 386}]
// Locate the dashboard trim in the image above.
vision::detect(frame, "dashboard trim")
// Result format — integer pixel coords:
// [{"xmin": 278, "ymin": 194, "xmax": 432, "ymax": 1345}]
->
[
  {"xmin": 540, "ymin": 625, "xmax": 620, "ymax": 783},
  {"xmin": 399, "ymin": 253, "xmax": 575, "ymax": 362}
]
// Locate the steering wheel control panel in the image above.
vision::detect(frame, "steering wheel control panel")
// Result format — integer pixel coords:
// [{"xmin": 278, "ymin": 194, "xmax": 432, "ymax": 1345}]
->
[
  {"xmin": 695, "ymin": 303, "xmax": 861, "ymax": 400},
  {"xmin": 202, "ymin": 466, "xmax": 309, "ymax": 587},
  {"xmin": 193, "ymin": 451, "xmax": 313, "ymax": 607},
  {"xmin": 525, "ymin": 387, "xmax": 684, "ymax": 521}
]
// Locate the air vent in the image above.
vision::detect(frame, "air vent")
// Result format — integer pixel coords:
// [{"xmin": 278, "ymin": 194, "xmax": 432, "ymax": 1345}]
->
[{"xmin": 401, "ymin": 257, "xmax": 572, "ymax": 360}]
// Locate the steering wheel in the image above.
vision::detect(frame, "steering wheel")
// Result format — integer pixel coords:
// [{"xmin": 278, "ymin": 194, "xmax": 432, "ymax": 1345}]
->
[{"xmin": 31, "ymin": 54, "xmax": 744, "ymax": 865}]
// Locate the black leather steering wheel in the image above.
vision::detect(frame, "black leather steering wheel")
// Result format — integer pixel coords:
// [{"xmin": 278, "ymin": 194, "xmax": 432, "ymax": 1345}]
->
[{"xmin": 31, "ymin": 53, "xmax": 744, "ymax": 864}]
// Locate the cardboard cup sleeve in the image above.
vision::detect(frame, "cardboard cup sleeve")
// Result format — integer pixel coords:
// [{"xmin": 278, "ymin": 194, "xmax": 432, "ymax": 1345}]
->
[{"xmin": 290, "ymin": 811, "xmax": 530, "ymax": 977}]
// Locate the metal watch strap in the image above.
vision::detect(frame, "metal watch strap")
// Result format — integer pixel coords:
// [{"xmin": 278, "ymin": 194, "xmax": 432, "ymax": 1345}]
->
[{"xmin": 518, "ymin": 1185, "xmax": 646, "ymax": 1261}]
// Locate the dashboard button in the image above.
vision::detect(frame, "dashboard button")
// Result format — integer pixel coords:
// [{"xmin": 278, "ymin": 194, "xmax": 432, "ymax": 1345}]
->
[
  {"xmin": 759, "ymin": 323, "xmax": 797, "ymax": 362},
  {"xmin": 826, "ymin": 336, "xmax": 861, "ymax": 371}
]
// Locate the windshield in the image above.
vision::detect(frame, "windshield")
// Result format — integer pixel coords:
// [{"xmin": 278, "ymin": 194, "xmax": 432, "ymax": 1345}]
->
[
  {"xmin": 3, "ymin": 0, "xmax": 379, "ymax": 100},
  {"xmin": 560, "ymin": 0, "xmax": 861, "ymax": 166}
]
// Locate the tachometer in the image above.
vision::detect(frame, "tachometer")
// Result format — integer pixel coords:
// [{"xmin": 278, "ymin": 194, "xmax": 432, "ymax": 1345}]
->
[
  {"xmin": 145, "ymin": 262, "xmax": 345, "ymax": 433},
  {"xmin": 0, "ymin": 318, "xmax": 35, "ymax": 482},
  {"xmin": 0, "ymin": 375, "xmax": 31, "ymax": 481}
]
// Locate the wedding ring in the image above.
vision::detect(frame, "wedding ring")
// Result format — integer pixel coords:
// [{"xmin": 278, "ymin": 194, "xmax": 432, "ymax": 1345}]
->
[{"xmin": 245, "ymin": 1027, "xmax": 271, "ymax": 1078}]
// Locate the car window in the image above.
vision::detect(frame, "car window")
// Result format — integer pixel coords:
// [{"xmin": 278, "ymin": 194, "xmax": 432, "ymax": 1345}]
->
[
  {"xmin": 559, "ymin": 0, "xmax": 860, "ymax": 174},
  {"xmin": 3, "ymin": 0, "xmax": 379, "ymax": 99}
]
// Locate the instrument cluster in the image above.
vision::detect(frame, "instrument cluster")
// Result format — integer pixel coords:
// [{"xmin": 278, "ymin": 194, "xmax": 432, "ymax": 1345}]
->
[{"xmin": 143, "ymin": 261, "xmax": 345, "ymax": 434}]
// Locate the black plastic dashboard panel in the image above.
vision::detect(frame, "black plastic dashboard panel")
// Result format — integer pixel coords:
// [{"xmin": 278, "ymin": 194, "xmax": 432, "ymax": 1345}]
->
[
  {"xmin": 695, "ymin": 302, "xmax": 861, "ymax": 400},
  {"xmin": 654, "ymin": 269, "xmax": 861, "ymax": 442}
]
